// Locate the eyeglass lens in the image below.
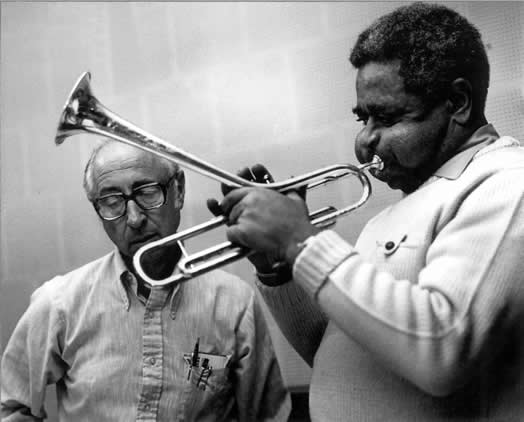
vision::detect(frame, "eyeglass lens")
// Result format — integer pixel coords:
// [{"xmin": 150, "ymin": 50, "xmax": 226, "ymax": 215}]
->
[{"xmin": 97, "ymin": 184, "xmax": 165, "ymax": 219}]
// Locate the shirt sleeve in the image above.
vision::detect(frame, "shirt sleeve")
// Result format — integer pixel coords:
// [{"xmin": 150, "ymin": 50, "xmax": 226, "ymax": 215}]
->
[
  {"xmin": 293, "ymin": 170, "xmax": 524, "ymax": 397},
  {"xmin": 232, "ymin": 290, "xmax": 291, "ymax": 421},
  {"xmin": 1, "ymin": 282, "xmax": 67, "ymax": 420},
  {"xmin": 255, "ymin": 279, "xmax": 328, "ymax": 367}
]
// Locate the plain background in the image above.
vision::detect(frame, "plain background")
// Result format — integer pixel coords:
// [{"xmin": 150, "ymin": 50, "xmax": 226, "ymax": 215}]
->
[{"xmin": 1, "ymin": 1, "xmax": 523, "ymax": 419}]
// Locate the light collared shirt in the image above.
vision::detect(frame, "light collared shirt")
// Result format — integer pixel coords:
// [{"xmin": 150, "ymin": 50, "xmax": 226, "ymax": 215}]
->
[{"xmin": 1, "ymin": 250, "xmax": 291, "ymax": 421}]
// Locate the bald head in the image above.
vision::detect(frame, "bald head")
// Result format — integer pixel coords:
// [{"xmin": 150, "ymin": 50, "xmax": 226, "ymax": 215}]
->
[{"xmin": 83, "ymin": 140, "xmax": 183, "ymax": 202}]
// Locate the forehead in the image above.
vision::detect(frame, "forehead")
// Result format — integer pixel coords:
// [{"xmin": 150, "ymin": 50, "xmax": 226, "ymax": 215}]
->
[
  {"xmin": 355, "ymin": 60, "xmax": 410, "ymax": 108},
  {"xmin": 91, "ymin": 143, "xmax": 168, "ymax": 191}
]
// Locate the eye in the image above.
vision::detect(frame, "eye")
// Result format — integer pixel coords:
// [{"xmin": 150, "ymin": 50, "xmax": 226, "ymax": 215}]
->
[
  {"xmin": 98, "ymin": 195, "xmax": 123, "ymax": 210},
  {"xmin": 135, "ymin": 185, "xmax": 163, "ymax": 206},
  {"xmin": 376, "ymin": 113, "xmax": 398, "ymax": 127},
  {"xmin": 355, "ymin": 113, "xmax": 369, "ymax": 125},
  {"xmin": 137, "ymin": 185, "xmax": 160, "ymax": 196}
]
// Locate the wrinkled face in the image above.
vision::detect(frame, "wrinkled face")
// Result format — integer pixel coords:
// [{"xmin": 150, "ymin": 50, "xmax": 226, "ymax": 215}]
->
[
  {"xmin": 90, "ymin": 143, "xmax": 183, "ymax": 260},
  {"xmin": 353, "ymin": 60, "xmax": 450, "ymax": 193}
]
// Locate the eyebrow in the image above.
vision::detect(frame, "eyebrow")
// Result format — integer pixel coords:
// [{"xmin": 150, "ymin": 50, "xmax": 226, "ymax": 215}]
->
[
  {"xmin": 353, "ymin": 104, "xmax": 402, "ymax": 116},
  {"xmin": 98, "ymin": 179, "xmax": 159, "ymax": 196},
  {"xmin": 352, "ymin": 106, "xmax": 363, "ymax": 115}
]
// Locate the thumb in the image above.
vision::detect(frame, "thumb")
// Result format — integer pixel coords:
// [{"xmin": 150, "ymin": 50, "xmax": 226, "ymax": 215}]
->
[
  {"xmin": 287, "ymin": 191, "xmax": 308, "ymax": 211},
  {"xmin": 206, "ymin": 198, "xmax": 223, "ymax": 216},
  {"xmin": 296, "ymin": 185, "xmax": 307, "ymax": 201},
  {"xmin": 287, "ymin": 190, "xmax": 306, "ymax": 203}
]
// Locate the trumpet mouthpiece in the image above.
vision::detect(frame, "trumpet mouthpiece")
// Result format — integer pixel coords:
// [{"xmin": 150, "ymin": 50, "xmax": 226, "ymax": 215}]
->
[
  {"xmin": 360, "ymin": 155, "xmax": 383, "ymax": 172},
  {"xmin": 371, "ymin": 155, "xmax": 384, "ymax": 171}
]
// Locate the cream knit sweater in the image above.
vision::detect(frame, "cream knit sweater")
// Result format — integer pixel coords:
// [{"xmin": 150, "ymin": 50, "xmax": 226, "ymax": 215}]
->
[{"xmin": 258, "ymin": 125, "xmax": 524, "ymax": 421}]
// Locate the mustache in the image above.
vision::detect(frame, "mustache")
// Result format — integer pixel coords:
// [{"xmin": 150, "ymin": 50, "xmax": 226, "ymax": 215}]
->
[{"xmin": 129, "ymin": 233, "xmax": 158, "ymax": 246}]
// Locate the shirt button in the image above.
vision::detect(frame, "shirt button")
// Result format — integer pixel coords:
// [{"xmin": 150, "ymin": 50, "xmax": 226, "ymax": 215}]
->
[
  {"xmin": 149, "ymin": 357, "xmax": 156, "ymax": 365},
  {"xmin": 385, "ymin": 241, "xmax": 395, "ymax": 250},
  {"xmin": 144, "ymin": 404, "xmax": 151, "ymax": 411}
]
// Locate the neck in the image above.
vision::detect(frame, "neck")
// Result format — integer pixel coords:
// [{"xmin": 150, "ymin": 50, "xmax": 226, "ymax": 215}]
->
[
  {"xmin": 402, "ymin": 115, "xmax": 489, "ymax": 195},
  {"xmin": 464, "ymin": 114, "xmax": 488, "ymax": 135},
  {"xmin": 438, "ymin": 114, "xmax": 489, "ymax": 167}
]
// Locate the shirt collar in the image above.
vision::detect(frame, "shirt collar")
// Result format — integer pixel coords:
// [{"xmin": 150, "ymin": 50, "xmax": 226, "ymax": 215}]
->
[
  {"xmin": 110, "ymin": 249, "xmax": 132, "ymax": 309},
  {"xmin": 433, "ymin": 123, "xmax": 499, "ymax": 180},
  {"xmin": 112, "ymin": 248, "xmax": 181, "ymax": 313}
]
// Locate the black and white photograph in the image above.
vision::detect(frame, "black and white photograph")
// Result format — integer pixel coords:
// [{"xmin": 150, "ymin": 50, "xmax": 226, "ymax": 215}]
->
[{"xmin": 1, "ymin": 2, "xmax": 523, "ymax": 421}]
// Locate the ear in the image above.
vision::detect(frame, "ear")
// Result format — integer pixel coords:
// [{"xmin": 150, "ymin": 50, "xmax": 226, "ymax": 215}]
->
[
  {"xmin": 173, "ymin": 172, "xmax": 185, "ymax": 210},
  {"xmin": 446, "ymin": 78, "xmax": 473, "ymax": 125}
]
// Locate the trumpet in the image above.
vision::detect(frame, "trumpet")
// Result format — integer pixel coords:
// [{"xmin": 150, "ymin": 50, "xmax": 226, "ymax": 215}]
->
[{"xmin": 56, "ymin": 71, "xmax": 383, "ymax": 286}]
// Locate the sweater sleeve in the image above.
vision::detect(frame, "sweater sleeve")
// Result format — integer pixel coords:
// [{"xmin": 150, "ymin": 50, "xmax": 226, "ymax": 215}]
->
[
  {"xmin": 232, "ymin": 291, "xmax": 292, "ymax": 421},
  {"xmin": 255, "ymin": 279, "xmax": 328, "ymax": 367},
  {"xmin": 293, "ymin": 170, "xmax": 524, "ymax": 396},
  {"xmin": 1, "ymin": 282, "xmax": 67, "ymax": 421}
]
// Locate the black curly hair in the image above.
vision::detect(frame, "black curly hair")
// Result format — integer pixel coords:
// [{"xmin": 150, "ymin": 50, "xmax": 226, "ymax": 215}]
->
[{"xmin": 349, "ymin": 2, "xmax": 490, "ymax": 115}]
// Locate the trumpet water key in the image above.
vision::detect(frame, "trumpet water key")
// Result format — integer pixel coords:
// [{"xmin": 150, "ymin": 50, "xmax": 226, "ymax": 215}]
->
[{"xmin": 55, "ymin": 71, "xmax": 383, "ymax": 286}]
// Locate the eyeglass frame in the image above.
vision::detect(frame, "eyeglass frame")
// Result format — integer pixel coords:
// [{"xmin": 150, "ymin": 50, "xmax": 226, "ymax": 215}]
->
[{"xmin": 92, "ymin": 174, "xmax": 179, "ymax": 221}]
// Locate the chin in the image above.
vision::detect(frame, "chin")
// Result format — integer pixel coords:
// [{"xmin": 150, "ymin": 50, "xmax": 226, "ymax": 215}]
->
[
  {"xmin": 384, "ymin": 178, "xmax": 402, "ymax": 191},
  {"xmin": 386, "ymin": 177, "xmax": 420, "ymax": 194},
  {"xmin": 127, "ymin": 245, "xmax": 143, "ymax": 258},
  {"xmin": 399, "ymin": 181, "xmax": 423, "ymax": 194}
]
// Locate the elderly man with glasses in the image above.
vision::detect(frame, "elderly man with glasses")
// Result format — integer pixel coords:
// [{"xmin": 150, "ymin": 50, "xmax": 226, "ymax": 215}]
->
[{"xmin": 1, "ymin": 140, "xmax": 291, "ymax": 422}]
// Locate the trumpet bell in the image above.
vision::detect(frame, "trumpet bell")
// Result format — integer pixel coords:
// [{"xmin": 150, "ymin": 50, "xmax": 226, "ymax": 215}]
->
[{"xmin": 56, "ymin": 71, "xmax": 94, "ymax": 145}]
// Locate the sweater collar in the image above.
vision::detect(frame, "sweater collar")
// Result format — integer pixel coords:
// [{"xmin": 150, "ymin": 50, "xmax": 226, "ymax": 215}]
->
[{"xmin": 433, "ymin": 124, "xmax": 499, "ymax": 180}]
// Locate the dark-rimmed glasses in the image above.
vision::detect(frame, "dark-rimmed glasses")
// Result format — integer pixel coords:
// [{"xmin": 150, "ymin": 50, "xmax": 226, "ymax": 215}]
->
[{"xmin": 93, "ymin": 175, "xmax": 177, "ymax": 221}]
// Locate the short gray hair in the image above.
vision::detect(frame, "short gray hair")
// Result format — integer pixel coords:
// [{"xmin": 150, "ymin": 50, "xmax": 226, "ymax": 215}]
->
[{"xmin": 83, "ymin": 139, "xmax": 183, "ymax": 201}]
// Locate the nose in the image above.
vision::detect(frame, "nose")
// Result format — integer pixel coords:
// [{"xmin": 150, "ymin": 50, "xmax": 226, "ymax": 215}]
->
[
  {"xmin": 126, "ymin": 200, "xmax": 146, "ymax": 229},
  {"xmin": 355, "ymin": 124, "xmax": 380, "ymax": 164}
]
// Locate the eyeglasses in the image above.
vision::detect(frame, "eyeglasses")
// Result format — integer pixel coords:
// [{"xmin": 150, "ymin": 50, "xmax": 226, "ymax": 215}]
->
[{"xmin": 93, "ymin": 175, "xmax": 177, "ymax": 221}]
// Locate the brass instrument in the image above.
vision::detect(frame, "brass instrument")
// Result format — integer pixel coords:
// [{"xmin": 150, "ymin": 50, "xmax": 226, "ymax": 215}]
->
[{"xmin": 56, "ymin": 71, "xmax": 383, "ymax": 286}]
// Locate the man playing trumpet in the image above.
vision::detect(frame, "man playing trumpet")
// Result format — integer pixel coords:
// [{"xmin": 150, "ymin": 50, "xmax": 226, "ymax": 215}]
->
[{"xmin": 211, "ymin": 3, "xmax": 524, "ymax": 421}]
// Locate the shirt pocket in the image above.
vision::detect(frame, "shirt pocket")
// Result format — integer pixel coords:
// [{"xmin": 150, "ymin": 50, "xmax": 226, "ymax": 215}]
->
[{"xmin": 182, "ymin": 365, "xmax": 234, "ymax": 420}]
